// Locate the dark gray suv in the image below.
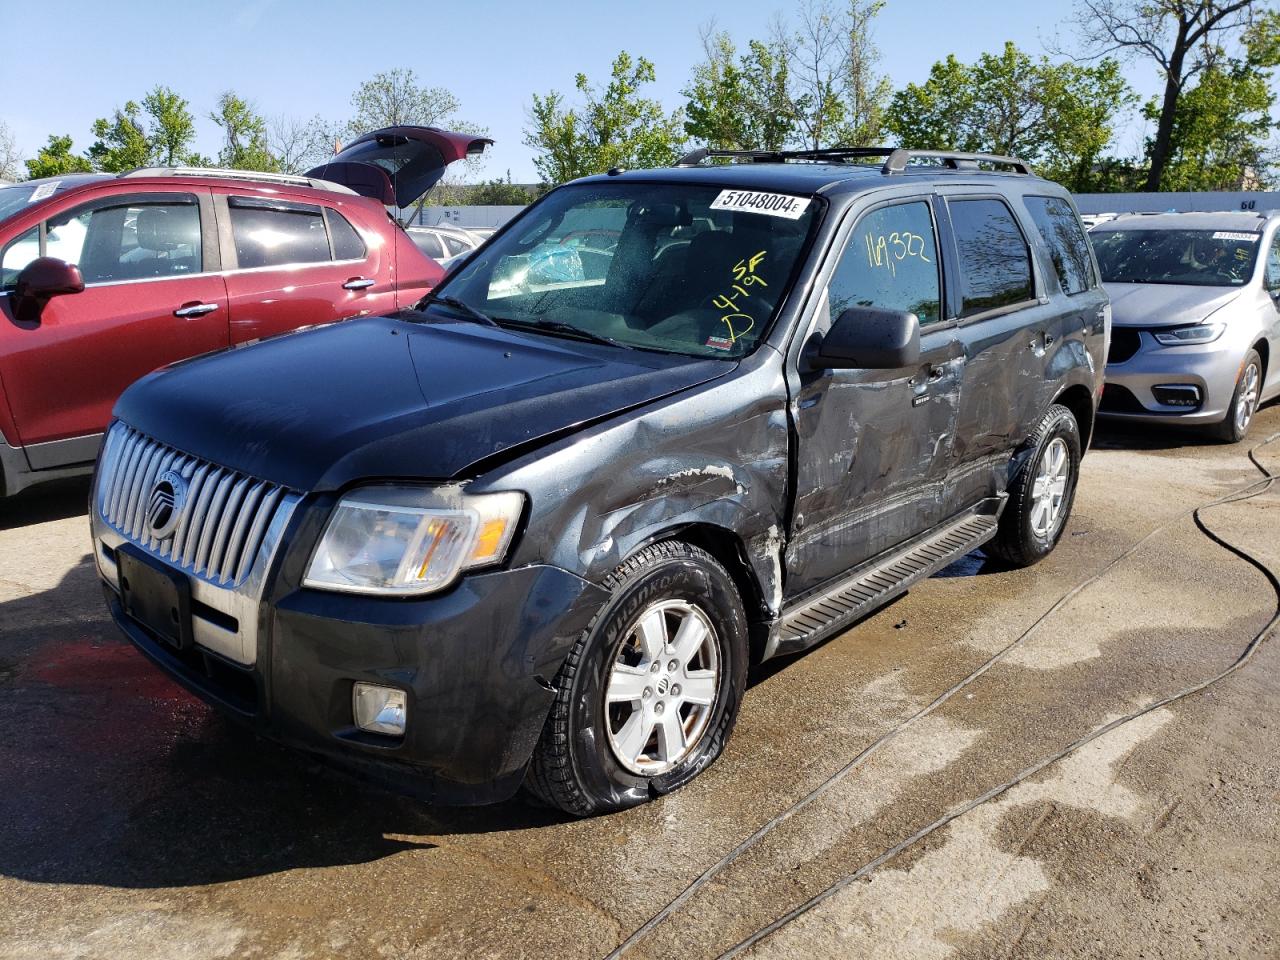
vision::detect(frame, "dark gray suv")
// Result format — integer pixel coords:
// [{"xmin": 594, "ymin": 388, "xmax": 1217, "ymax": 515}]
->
[{"xmin": 90, "ymin": 148, "xmax": 1108, "ymax": 815}]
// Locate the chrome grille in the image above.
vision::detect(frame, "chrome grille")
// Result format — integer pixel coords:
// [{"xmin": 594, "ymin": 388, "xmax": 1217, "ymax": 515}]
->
[{"xmin": 97, "ymin": 422, "xmax": 290, "ymax": 587}]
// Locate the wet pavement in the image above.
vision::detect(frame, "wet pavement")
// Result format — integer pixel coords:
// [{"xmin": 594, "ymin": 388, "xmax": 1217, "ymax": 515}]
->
[{"xmin": 2, "ymin": 407, "xmax": 1279, "ymax": 960}]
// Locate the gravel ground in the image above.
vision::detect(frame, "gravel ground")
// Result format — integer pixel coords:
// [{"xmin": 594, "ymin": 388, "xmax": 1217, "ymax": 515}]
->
[{"xmin": 1, "ymin": 405, "xmax": 1277, "ymax": 960}]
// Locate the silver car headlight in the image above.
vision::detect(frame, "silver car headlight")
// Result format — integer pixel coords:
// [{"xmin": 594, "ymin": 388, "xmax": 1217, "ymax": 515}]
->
[
  {"xmin": 1152, "ymin": 323, "xmax": 1225, "ymax": 346},
  {"xmin": 304, "ymin": 486, "xmax": 524, "ymax": 596}
]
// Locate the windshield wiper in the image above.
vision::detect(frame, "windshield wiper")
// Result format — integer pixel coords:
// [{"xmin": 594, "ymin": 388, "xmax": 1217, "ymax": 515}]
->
[
  {"xmin": 419, "ymin": 293, "xmax": 499, "ymax": 327},
  {"xmin": 504, "ymin": 318, "xmax": 634, "ymax": 349}
]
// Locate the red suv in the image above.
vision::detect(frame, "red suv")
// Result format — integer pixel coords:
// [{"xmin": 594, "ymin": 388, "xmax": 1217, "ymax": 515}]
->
[{"xmin": 0, "ymin": 126, "xmax": 490, "ymax": 498}]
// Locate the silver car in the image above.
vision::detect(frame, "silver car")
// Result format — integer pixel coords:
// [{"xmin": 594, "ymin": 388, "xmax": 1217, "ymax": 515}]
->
[{"xmin": 1092, "ymin": 212, "xmax": 1280, "ymax": 441}]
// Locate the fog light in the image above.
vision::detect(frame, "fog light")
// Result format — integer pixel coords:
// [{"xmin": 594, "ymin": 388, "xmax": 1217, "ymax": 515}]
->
[
  {"xmin": 353, "ymin": 683, "xmax": 407, "ymax": 736},
  {"xmin": 1152, "ymin": 384, "xmax": 1202, "ymax": 408}
]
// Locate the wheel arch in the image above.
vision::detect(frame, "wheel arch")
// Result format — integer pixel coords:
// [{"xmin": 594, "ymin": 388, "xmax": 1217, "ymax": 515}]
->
[
  {"xmin": 1053, "ymin": 383, "xmax": 1096, "ymax": 453},
  {"xmin": 642, "ymin": 522, "xmax": 768, "ymax": 625},
  {"xmin": 1252, "ymin": 337, "xmax": 1269, "ymax": 382}
]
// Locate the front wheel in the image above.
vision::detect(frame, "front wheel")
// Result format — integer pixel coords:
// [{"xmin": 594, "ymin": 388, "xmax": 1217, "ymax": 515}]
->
[
  {"xmin": 986, "ymin": 404, "xmax": 1082, "ymax": 569},
  {"xmin": 1212, "ymin": 349, "xmax": 1262, "ymax": 443},
  {"xmin": 525, "ymin": 541, "xmax": 749, "ymax": 816}
]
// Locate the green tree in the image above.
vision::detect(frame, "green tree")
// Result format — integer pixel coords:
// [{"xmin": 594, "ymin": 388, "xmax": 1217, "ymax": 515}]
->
[
  {"xmin": 832, "ymin": 0, "xmax": 891, "ymax": 146},
  {"xmin": 346, "ymin": 68, "xmax": 461, "ymax": 137},
  {"xmin": 210, "ymin": 92, "xmax": 279, "ymax": 172},
  {"xmin": 1064, "ymin": 0, "xmax": 1267, "ymax": 191},
  {"xmin": 1151, "ymin": 12, "xmax": 1280, "ymax": 189},
  {"xmin": 886, "ymin": 43, "xmax": 1135, "ymax": 190},
  {"xmin": 467, "ymin": 172, "xmax": 538, "ymax": 205},
  {"xmin": 525, "ymin": 51, "xmax": 685, "ymax": 184},
  {"xmin": 142, "ymin": 86, "xmax": 197, "ymax": 166},
  {"xmin": 87, "ymin": 101, "xmax": 152, "ymax": 172},
  {"xmin": 26, "ymin": 134, "xmax": 93, "ymax": 179},
  {"xmin": 683, "ymin": 31, "xmax": 796, "ymax": 151}
]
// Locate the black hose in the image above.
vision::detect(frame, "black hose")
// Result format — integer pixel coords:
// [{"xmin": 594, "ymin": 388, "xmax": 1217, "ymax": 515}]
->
[
  {"xmin": 605, "ymin": 430, "xmax": 1280, "ymax": 960},
  {"xmin": 716, "ymin": 429, "xmax": 1280, "ymax": 958}
]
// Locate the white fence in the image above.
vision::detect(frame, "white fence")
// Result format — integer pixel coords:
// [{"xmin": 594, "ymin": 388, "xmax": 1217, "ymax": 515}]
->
[{"xmin": 1073, "ymin": 191, "xmax": 1279, "ymax": 215}]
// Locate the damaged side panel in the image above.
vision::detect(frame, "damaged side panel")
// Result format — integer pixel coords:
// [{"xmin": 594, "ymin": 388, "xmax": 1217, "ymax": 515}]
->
[{"xmin": 478, "ymin": 353, "xmax": 792, "ymax": 621}]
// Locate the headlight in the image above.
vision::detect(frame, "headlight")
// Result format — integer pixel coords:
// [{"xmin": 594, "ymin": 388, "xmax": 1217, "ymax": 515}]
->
[
  {"xmin": 1152, "ymin": 323, "xmax": 1225, "ymax": 346},
  {"xmin": 304, "ymin": 486, "xmax": 524, "ymax": 596}
]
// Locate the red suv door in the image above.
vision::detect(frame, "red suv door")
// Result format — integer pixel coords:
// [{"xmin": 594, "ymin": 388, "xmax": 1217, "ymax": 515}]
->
[
  {"xmin": 217, "ymin": 192, "xmax": 398, "ymax": 343},
  {"xmin": 0, "ymin": 187, "xmax": 228, "ymax": 465}
]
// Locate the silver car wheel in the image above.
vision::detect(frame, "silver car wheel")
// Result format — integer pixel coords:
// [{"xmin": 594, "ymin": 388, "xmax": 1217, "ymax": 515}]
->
[
  {"xmin": 604, "ymin": 599, "xmax": 721, "ymax": 777},
  {"xmin": 1235, "ymin": 361, "xmax": 1260, "ymax": 433},
  {"xmin": 1030, "ymin": 437, "xmax": 1070, "ymax": 539}
]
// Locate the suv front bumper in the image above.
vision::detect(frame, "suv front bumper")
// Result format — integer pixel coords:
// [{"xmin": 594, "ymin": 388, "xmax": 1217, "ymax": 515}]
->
[{"xmin": 101, "ymin": 561, "xmax": 609, "ymax": 804}]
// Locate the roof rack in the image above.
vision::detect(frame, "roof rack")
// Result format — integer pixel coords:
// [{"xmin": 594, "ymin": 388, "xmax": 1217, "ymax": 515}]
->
[
  {"xmin": 675, "ymin": 146, "xmax": 1033, "ymax": 176},
  {"xmin": 118, "ymin": 166, "xmax": 357, "ymax": 195}
]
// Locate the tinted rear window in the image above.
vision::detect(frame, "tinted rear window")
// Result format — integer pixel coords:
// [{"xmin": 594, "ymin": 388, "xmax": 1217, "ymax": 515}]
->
[
  {"xmin": 949, "ymin": 198, "xmax": 1034, "ymax": 317},
  {"xmin": 230, "ymin": 197, "xmax": 330, "ymax": 269},
  {"xmin": 1026, "ymin": 196, "xmax": 1094, "ymax": 295}
]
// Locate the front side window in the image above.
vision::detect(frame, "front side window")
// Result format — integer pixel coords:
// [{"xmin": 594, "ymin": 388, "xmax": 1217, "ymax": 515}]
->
[
  {"xmin": 230, "ymin": 197, "xmax": 330, "ymax": 269},
  {"xmin": 949, "ymin": 198, "xmax": 1034, "ymax": 317},
  {"xmin": 1025, "ymin": 196, "xmax": 1095, "ymax": 295},
  {"xmin": 1092, "ymin": 228, "xmax": 1261, "ymax": 287},
  {"xmin": 1263, "ymin": 234, "xmax": 1280, "ymax": 291},
  {"xmin": 828, "ymin": 200, "xmax": 941, "ymax": 326},
  {"xmin": 40, "ymin": 196, "xmax": 201, "ymax": 285},
  {"xmin": 437, "ymin": 182, "xmax": 820, "ymax": 358}
]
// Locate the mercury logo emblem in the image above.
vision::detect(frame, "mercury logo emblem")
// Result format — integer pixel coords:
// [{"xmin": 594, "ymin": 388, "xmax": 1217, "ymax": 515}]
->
[{"xmin": 146, "ymin": 470, "xmax": 187, "ymax": 541}]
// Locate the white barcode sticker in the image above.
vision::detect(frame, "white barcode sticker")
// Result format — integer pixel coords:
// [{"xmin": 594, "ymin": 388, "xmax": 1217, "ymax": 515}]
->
[
  {"xmin": 28, "ymin": 181, "xmax": 59, "ymax": 203},
  {"xmin": 1213, "ymin": 231, "xmax": 1258, "ymax": 242},
  {"xmin": 710, "ymin": 189, "xmax": 811, "ymax": 220}
]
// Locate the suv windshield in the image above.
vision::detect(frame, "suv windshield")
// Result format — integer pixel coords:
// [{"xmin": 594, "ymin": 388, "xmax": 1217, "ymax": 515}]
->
[
  {"xmin": 1092, "ymin": 228, "xmax": 1261, "ymax": 287},
  {"xmin": 433, "ymin": 182, "xmax": 820, "ymax": 357}
]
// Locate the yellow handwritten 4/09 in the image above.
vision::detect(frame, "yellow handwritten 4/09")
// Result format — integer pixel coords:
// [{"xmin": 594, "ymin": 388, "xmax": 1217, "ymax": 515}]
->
[{"xmin": 864, "ymin": 231, "xmax": 931, "ymax": 277}]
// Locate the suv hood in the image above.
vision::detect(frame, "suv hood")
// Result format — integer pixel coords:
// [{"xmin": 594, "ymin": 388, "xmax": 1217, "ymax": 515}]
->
[
  {"xmin": 113, "ymin": 315, "xmax": 731, "ymax": 492},
  {"xmin": 1104, "ymin": 282, "xmax": 1242, "ymax": 329},
  {"xmin": 305, "ymin": 126, "xmax": 493, "ymax": 208}
]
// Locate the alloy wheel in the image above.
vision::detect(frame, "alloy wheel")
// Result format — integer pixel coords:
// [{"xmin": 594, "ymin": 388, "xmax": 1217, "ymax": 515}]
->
[
  {"xmin": 1236, "ymin": 361, "xmax": 1260, "ymax": 434},
  {"xmin": 604, "ymin": 599, "xmax": 721, "ymax": 776},
  {"xmin": 1030, "ymin": 437, "xmax": 1070, "ymax": 539}
]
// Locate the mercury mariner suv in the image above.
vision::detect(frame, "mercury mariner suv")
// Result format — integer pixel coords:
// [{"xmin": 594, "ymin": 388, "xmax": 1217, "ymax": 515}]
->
[{"xmin": 91, "ymin": 148, "xmax": 1108, "ymax": 815}]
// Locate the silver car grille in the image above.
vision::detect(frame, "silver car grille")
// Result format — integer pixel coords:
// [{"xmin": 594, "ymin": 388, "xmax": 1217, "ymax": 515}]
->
[{"xmin": 97, "ymin": 422, "xmax": 291, "ymax": 588}]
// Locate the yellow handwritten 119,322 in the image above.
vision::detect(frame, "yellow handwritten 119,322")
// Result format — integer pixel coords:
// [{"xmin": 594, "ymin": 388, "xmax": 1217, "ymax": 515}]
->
[{"xmin": 864, "ymin": 231, "xmax": 931, "ymax": 278}]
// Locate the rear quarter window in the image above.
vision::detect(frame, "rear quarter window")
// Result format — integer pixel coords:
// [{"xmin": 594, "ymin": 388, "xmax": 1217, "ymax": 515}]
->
[
  {"xmin": 949, "ymin": 198, "xmax": 1034, "ymax": 317},
  {"xmin": 1025, "ymin": 196, "xmax": 1095, "ymax": 295}
]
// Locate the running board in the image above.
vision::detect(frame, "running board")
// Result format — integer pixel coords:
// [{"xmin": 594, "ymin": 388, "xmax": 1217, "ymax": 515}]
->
[{"xmin": 765, "ymin": 498, "xmax": 1004, "ymax": 660}]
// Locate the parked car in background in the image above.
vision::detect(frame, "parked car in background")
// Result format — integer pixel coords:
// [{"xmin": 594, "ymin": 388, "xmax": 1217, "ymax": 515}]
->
[
  {"xmin": 1092, "ymin": 211, "xmax": 1280, "ymax": 441},
  {"xmin": 92, "ymin": 147, "xmax": 1105, "ymax": 814},
  {"xmin": 406, "ymin": 225, "xmax": 482, "ymax": 262},
  {"xmin": 0, "ymin": 126, "xmax": 490, "ymax": 498}
]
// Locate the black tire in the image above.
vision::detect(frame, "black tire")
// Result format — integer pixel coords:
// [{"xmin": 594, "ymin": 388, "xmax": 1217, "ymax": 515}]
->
[
  {"xmin": 985, "ymin": 403, "xmax": 1082, "ymax": 569},
  {"xmin": 525, "ymin": 541, "xmax": 749, "ymax": 816},
  {"xmin": 1211, "ymin": 349, "xmax": 1262, "ymax": 444}
]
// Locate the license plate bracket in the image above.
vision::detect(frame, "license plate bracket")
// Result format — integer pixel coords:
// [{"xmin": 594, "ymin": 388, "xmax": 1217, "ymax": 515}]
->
[{"xmin": 117, "ymin": 544, "xmax": 193, "ymax": 650}]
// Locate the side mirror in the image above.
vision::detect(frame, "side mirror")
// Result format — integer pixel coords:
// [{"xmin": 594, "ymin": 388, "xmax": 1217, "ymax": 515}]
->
[
  {"xmin": 813, "ymin": 306, "xmax": 921, "ymax": 370},
  {"xmin": 13, "ymin": 257, "xmax": 84, "ymax": 323}
]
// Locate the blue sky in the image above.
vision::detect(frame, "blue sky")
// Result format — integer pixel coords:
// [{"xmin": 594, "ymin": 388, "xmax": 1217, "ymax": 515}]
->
[{"xmin": 3, "ymin": 0, "xmax": 1162, "ymax": 181}]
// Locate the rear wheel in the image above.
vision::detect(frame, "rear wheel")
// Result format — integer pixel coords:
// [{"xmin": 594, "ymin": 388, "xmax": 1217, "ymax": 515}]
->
[
  {"xmin": 1212, "ymin": 349, "xmax": 1262, "ymax": 443},
  {"xmin": 525, "ymin": 541, "xmax": 748, "ymax": 816},
  {"xmin": 986, "ymin": 404, "xmax": 1081, "ymax": 568}
]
